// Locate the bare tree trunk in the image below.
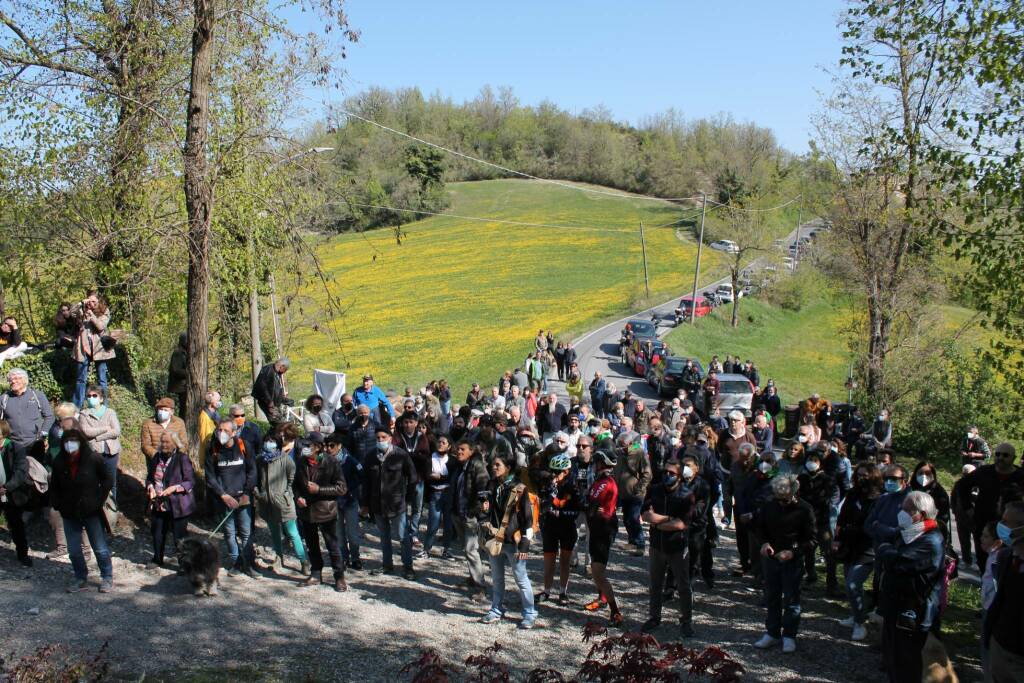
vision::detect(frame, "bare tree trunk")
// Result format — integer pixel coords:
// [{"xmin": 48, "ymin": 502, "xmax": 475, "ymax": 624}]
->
[
  {"xmin": 730, "ymin": 261, "xmax": 740, "ymax": 328},
  {"xmin": 182, "ymin": 0, "xmax": 216, "ymax": 461}
]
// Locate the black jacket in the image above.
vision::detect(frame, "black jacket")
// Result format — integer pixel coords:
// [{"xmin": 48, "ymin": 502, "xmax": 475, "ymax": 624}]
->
[
  {"xmin": 798, "ymin": 469, "xmax": 838, "ymax": 523},
  {"xmin": 756, "ymin": 498, "xmax": 816, "ymax": 556},
  {"xmin": 642, "ymin": 482, "xmax": 695, "ymax": 554},
  {"xmin": 346, "ymin": 417, "xmax": 379, "ymax": 464},
  {"xmin": 50, "ymin": 447, "xmax": 112, "ymax": 520},
  {"xmin": 294, "ymin": 455, "xmax": 347, "ymax": 523},
  {"xmin": 453, "ymin": 454, "xmax": 491, "ymax": 520},
  {"xmin": 535, "ymin": 403, "xmax": 567, "ymax": 435},
  {"xmin": 0, "ymin": 439, "xmax": 28, "ymax": 494},
  {"xmin": 361, "ymin": 445, "xmax": 418, "ymax": 518},
  {"xmin": 251, "ymin": 363, "xmax": 285, "ymax": 409},
  {"xmin": 835, "ymin": 488, "xmax": 879, "ymax": 562},
  {"xmin": 959, "ymin": 465, "xmax": 1024, "ymax": 527},
  {"xmin": 205, "ymin": 439, "xmax": 257, "ymax": 499}
]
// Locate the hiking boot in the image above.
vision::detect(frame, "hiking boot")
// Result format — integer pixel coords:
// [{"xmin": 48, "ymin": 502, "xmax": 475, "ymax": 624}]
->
[
  {"xmin": 584, "ymin": 596, "xmax": 608, "ymax": 611},
  {"xmin": 641, "ymin": 618, "xmax": 661, "ymax": 633},
  {"xmin": 98, "ymin": 578, "xmax": 113, "ymax": 593},
  {"xmin": 608, "ymin": 612, "xmax": 625, "ymax": 628},
  {"xmin": 66, "ymin": 580, "xmax": 89, "ymax": 593},
  {"xmin": 300, "ymin": 570, "xmax": 322, "ymax": 587},
  {"xmin": 480, "ymin": 612, "xmax": 502, "ymax": 624},
  {"xmin": 300, "ymin": 560, "xmax": 312, "ymax": 576},
  {"xmin": 334, "ymin": 575, "xmax": 348, "ymax": 592}
]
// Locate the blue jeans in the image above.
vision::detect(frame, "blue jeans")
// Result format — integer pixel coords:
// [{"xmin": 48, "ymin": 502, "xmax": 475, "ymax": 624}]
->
[
  {"xmin": 376, "ymin": 513, "xmax": 412, "ymax": 570},
  {"xmin": 101, "ymin": 454, "xmax": 119, "ymax": 503},
  {"xmin": 63, "ymin": 514, "xmax": 112, "ymax": 581},
  {"xmin": 844, "ymin": 561, "xmax": 873, "ymax": 624},
  {"xmin": 763, "ymin": 554, "xmax": 804, "ymax": 638},
  {"xmin": 73, "ymin": 360, "xmax": 108, "ymax": 407},
  {"xmin": 622, "ymin": 496, "xmax": 645, "ymax": 549},
  {"xmin": 422, "ymin": 488, "xmax": 453, "ymax": 552},
  {"xmin": 219, "ymin": 503, "xmax": 252, "ymax": 565},
  {"xmin": 336, "ymin": 499, "xmax": 361, "ymax": 563},
  {"xmin": 486, "ymin": 543, "xmax": 537, "ymax": 621},
  {"xmin": 406, "ymin": 481, "xmax": 425, "ymax": 540}
]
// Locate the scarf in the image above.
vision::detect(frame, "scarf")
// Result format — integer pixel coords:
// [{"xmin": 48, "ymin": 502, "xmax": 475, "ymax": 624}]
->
[
  {"xmin": 901, "ymin": 518, "xmax": 938, "ymax": 545},
  {"xmin": 260, "ymin": 447, "xmax": 283, "ymax": 464}
]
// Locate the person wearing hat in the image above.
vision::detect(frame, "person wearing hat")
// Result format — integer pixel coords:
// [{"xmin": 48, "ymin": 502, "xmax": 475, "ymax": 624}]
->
[
  {"xmin": 140, "ymin": 396, "xmax": 188, "ymax": 460},
  {"xmin": 353, "ymin": 374, "xmax": 395, "ymax": 427},
  {"xmin": 584, "ymin": 445, "xmax": 623, "ymax": 627},
  {"xmin": 293, "ymin": 425, "xmax": 347, "ymax": 591},
  {"xmin": 325, "ymin": 431, "xmax": 363, "ymax": 570},
  {"xmin": 360, "ymin": 424, "xmax": 418, "ymax": 580},
  {"xmin": 641, "ymin": 457, "xmax": 696, "ymax": 637}
]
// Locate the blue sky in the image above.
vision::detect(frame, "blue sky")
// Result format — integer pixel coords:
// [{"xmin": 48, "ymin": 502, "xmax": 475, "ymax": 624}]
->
[{"xmin": 289, "ymin": 1, "xmax": 845, "ymax": 153}]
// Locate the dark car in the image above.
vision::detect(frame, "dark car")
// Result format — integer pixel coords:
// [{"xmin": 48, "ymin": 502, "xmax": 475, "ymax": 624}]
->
[{"xmin": 648, "ymin": 356, "xmax": 705, "ymax": 398}]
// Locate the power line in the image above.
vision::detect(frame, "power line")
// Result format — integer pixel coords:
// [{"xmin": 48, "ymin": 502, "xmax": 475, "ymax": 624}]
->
[{"xmin": 336, "ymin": 107, "xmax": 803, "ymax": 213}]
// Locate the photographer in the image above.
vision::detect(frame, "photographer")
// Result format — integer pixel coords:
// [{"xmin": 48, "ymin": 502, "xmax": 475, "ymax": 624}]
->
[{"xmin": 70, "ymin": 290, "xmax": 116, "ymax": 408}]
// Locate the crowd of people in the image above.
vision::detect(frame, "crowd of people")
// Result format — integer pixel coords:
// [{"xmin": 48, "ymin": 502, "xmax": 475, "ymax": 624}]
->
[{"xmin": 1, "ymin": 317, "xmax": 1024, "ymax": 682}]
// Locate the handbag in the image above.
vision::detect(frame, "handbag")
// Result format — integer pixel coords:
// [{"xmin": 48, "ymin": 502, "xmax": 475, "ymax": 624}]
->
[{"xmin": 483, "ymin": 486, "xmax": 523, "ymax": 556}]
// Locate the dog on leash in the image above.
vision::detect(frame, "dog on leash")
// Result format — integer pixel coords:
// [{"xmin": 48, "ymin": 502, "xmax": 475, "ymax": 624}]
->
[{"xmin": 177, "ymin": 537, "xmax": 220, "ymax": 597}]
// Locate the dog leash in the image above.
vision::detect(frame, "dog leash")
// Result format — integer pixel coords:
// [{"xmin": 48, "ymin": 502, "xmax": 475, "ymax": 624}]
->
[{"xmin": 205, "ymin": 508, "xmax": 236, "ymax": 538}]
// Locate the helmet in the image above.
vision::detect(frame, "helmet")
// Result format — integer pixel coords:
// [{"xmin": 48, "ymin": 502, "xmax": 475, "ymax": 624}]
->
[{"xmin": 548, "ymin": 454, "xmax": 572, "ymax": 472}]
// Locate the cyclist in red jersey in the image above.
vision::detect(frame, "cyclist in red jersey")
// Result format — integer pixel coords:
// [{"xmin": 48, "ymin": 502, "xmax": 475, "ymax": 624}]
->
[{"xmin": 584, "ymin": 445, "xmax": 623, "ymax": 626}]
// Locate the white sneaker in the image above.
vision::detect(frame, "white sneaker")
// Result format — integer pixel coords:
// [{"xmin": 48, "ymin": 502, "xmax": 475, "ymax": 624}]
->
[
  {"xmin": 754, "ymin": 634, "xmax": 781, "ymax": 649},
  {"xmin": 782, "ymin": 637, "xmax": 796, "ymax": 653},
  {"xmin": 838, "ymin": 616, "xmax": 856, "ymax": 628},
  {"xmin": 851, "ymin": 624, "xmax": 867, "ymax": 641}
]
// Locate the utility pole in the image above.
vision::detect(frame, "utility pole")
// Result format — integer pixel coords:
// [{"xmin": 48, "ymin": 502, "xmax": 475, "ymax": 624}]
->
[
  {"xmin": 793, "ymin": 199, "xmax": 803, "ymax": 267},
  {"xmin": 639, "ymin": 219, "xmax": 650, "ymax": 299},
  {"xmin": 690, "ymin": 192, "xmax": 707, "ymax": 325}
]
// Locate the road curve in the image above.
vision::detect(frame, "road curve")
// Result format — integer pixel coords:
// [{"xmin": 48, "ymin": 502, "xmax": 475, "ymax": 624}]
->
[{"xmin": 557, "ymin": 219, "xmax": 824, "ymax": 403}]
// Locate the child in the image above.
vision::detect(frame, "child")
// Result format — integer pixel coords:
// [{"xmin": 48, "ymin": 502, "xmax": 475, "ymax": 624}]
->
[{"xmin": 980, "ymin": 520, "xmax": 1003, "ymax": 678}]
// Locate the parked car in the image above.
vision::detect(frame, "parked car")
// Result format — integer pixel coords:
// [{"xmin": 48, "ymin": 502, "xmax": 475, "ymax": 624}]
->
[
  {"xmin": 715, "ymin": 283, "xmax": 744, "ymax": 304},
  {"xmin": 782, "ymin": 256, "xmax": 795, "ymax": 271},
  {"xmin": 714, "ymin": 373, "xmax": 755, "ymax": 416},
  {"xmin": 648, "ymin": 356, "xmax": 705, "ymax": 398},
  {"xmin": 709, "ymin": 239, "xmax": 739, "ymax": 254},
  {"xmin": 676, "ymin": 295, "xmax": 712, "ymax": 321}
]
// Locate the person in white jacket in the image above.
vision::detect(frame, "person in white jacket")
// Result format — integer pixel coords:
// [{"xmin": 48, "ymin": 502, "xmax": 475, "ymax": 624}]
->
[{"xmin": 303, "ymin": 394, "xmax": 335, "ymax": 437}]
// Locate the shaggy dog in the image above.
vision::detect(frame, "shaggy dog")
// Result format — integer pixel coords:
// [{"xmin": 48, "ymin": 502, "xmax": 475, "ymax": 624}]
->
[{"xmin": 177, "ymin": 537, "xmax": 220, "ymax": 597}]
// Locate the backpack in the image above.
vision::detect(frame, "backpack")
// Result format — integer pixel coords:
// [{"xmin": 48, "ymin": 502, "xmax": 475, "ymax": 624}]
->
[
  {"xmin": 514, "ymin": 484, "xmax": 541, "ymax": 536},
  {"xmin": 0, "ymin": 390, "xmax": 46, "ymax": 439},
  {"xmin": 10, "ymin": 455, "xmax": 49, "ymax": 509}
]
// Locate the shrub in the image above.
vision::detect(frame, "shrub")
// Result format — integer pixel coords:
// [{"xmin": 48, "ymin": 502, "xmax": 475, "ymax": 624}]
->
[{"xmin": 765, "ymin": 266, "xmax": 830, "ymax": 312}]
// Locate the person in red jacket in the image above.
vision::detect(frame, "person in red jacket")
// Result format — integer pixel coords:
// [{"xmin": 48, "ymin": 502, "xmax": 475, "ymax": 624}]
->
[{"xmin": 584, "ymin": 446, "xmax": 623, "ymax": 626}]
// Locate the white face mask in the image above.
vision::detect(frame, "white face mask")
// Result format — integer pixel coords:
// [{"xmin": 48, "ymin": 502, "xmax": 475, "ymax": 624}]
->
[
  {"xmin": 759, "ymin": 461, "xmax": 772, "ymax": 474},
  {"xmin": 916, "ymin": 473, "xmax": 933, "ymax": 487},
  {"xmin": 682, "ymin": 465, "xmax": 694, "ymax": 480},
  {"xmin": 156, "ymin": 409, "xmax": 170, "ymax": 422},
  {"xmin": 897, "ymin": 510, "xmax": 916, "ymax": 529},
  {"xmin": 797, "ymin": 434, "xmax": 808, "ymax": 444},
  {"xmin": 806, "ymin": 461, "xmax": 820, "ymax": 473},
  {"xmin": 217, "ymin": 431, "xmax": 230, "ymax": 445},
  {"xmin": 966, "ymin": 432, "xmax": 974, "ymax": 440},
  {"xmin": 301, "ymin": 447, "xmax": 312, "ymax": 457},
  {"xmin": 65, "ymin": 440, "xmax": 80, "ymax": 454}
]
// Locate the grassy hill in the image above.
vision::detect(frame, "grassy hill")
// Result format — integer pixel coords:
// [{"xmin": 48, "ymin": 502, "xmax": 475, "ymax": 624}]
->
[{"xmin": 284, "ymin": 179, "xmax": 735, "ymax": 395}]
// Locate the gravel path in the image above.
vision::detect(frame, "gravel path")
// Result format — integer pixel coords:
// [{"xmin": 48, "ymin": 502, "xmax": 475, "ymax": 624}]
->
[{"xmin": 0, "ymin": 509, "xmax": 885, "ymax": 682}]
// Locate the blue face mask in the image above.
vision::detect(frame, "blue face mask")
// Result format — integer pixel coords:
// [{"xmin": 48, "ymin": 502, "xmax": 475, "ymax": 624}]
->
[
  {"xmin": 376, "ymin": 441, "xmax": 390, "ymax": 453},
  {"xmin": 663, "ymin": 473, "xmax": 679, "ymax": 488},
  {"xmin": 997, "ymin": 522, "xmax": 1021, "ymax": 544},
  {"xmin": 263, "ymin": 442, "xmax": 277, "ymax": 454},
  {"xmin": 884, "ymin": 479, "xmax": 902, "ymax": 494}
]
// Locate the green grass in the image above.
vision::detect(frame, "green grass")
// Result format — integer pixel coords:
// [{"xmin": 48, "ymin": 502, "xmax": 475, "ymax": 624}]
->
[
  {"xmin": 662, "ymin": 289, "xmax": 859, "ymax": 408},
  {"xmin": 282, "ymin": 179, "xmax": 756, "ymax": 396}
]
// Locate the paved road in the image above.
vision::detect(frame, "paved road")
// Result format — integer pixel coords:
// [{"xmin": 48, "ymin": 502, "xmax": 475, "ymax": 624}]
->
[{"xmin": 556, "ymin": 218, "xmax": 825, "ymax": 404}]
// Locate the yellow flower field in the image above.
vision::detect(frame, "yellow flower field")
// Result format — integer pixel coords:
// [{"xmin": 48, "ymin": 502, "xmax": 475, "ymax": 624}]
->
[{"xmin": 283, "ymin": 179, "xmax": 724, "ymax": 396}]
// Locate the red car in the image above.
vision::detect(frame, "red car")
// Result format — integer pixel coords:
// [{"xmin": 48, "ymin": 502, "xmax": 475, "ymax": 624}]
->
[{"xmin": 677, "ymin": 295, "xmax": 712, "ymax": 320}]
